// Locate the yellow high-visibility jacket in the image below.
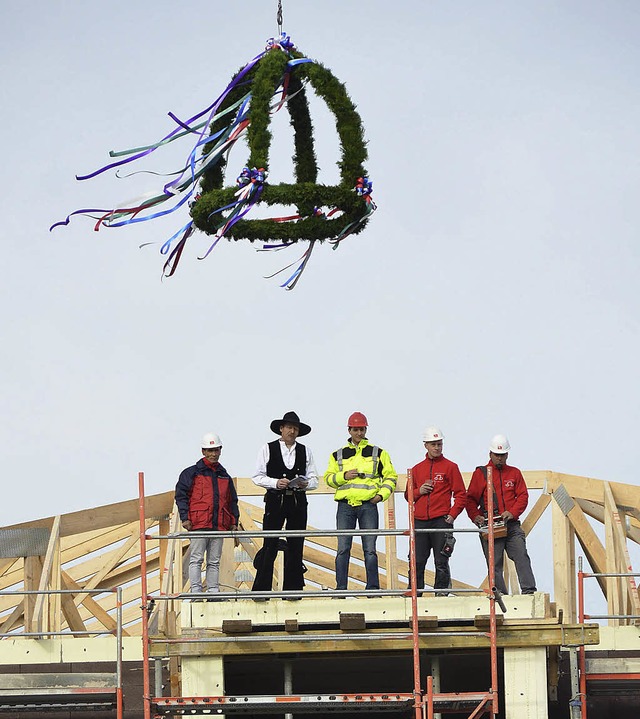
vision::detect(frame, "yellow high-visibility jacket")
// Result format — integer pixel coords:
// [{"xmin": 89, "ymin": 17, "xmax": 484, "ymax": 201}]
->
[{"xmin": 324, "ymin": 439, "xmax": 398, "ymax": 506}]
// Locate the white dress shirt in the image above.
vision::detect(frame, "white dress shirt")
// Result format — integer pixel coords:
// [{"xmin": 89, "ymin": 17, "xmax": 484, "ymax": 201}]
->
[{"xmin": 253, "ymin": 439, "xmax": 319, "ymax": 491}]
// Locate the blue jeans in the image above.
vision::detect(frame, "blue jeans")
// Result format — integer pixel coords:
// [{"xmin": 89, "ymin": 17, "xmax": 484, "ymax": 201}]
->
[{"xmin": 335, "ymin": 500, "xmax": 380, "ymax": 590}]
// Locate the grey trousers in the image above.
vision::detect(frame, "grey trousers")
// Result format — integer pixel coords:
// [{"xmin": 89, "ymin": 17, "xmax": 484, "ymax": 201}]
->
[
  {"xmin": 480, "ymin": 520, "xmax": 536, "ymax": 594},
  {"xmin": 189, "ymin": 535, "xmax": 224, "ymax": 593}
]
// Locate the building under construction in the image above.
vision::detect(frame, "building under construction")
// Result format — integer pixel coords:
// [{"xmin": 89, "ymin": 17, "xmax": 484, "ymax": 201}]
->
[{"xmin": 0, "ymin": 470, "xmax": 638, "ymax": 718}]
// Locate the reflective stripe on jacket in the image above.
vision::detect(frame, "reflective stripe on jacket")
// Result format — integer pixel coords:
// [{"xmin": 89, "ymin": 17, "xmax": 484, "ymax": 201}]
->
[{"xmin": 324, "ymin": 439, "xmax": 398, "ymax": 506}]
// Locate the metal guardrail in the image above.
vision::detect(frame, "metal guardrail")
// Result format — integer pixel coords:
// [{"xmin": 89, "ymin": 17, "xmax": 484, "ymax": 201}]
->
[
  {"xmin": 0, "ymin": 587, "xmax": 124, "ymax": 718},
  {"xmin": 576, "ymin": 558, "xmax": 640, "ymax": 719}
]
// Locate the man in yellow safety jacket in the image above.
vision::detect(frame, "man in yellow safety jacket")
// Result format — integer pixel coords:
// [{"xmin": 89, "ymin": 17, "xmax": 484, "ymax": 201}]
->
[{"xmin": 324, "ymin": 412, "xmax": 398, "ymax": 592}]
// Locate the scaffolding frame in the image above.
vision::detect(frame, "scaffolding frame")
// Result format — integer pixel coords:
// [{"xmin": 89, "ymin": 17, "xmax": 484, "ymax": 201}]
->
[
  {"xmin": 137, "ymin": 470, "xmax": 503, "ymax": 718},
  {"xmin": 577, "ymin": 559, "xmax": 640, "ymax": 719},
  {"xmin": 0, "ymin": 586, "xmax": 124, "ymax": 717}
]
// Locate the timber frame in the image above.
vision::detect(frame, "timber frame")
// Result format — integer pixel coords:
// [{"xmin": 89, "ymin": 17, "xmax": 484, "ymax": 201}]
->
[{"xmin": 1, "ymin": 470, "xmax": 638, "ymax": 637}]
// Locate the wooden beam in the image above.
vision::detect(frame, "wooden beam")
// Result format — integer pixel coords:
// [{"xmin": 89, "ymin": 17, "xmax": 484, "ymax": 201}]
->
[
  {"xmin": 60, "ymin": 570, "xmax": 128, "ymax": 636},
  {"xmin": 3, "ymin": 492, "xmax": 174, "ymax": 538},
  {"xmin": 384, "ymin": 491, "xmax": 400, "ymax": 589},
  {"xmin": 23, "ymin": 556, "xmax": 42, "ymax": 633},
  {"xmin": 73, "ymin": 524, "xmax": 147, "ymax": 607},
  {"xmin": 604, "ymin": 482, "xmax": 640, "ymax": 623},
  {"xmin": 150, "ymin": 622, "xmax": 600, "ymax": 657},
  {"xmin": 576, "ymin": 498, "xmax": 640, "ymax": 546},
  {"xmin": 158, "ymin": 513, "xmax": 183, "ymax": 633},
  {"xmin": 0, "ymin": 558, "xmax": 17, "ymax": 578},
  {"xmin": 521, "ymin": 494, "xmax": 552, "ymax": 535},
  {"xmin": 604, "ymin": 485, "xmax": 623, "ymax": 626},
  {"xmin": 564, "ymin": 501, "xmax": 607, "ymax": 595},
  {"xmin": 548, "ymin": 473, "xmax": 640, "ymax": 514},
  {"xmin": 551, "ymin": 494, "xmax": 576, "ymax": 622},
  {"xmin": 59, "ymin": 572, "xmax": 87, "ymax": 634},
  {"xmin": 0, "ymin": 601, "xmax": 24, "ymax": 635},
  {"xmin": 49, "ymin": 522, "xmax": 62, "ymax": 632},
  {"xmin": 33, "ymin": 516, "xmax": 61, "ymax": 633}
]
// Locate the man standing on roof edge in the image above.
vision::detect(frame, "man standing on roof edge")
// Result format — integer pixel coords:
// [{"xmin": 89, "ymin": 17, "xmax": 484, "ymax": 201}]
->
[
  {"xmin": 175, "ymin": 432, "xmax": 239, "ymax": 600},
  {"xmin": 325, "ymin": 412, "xmax": 398, "ymax": 594},
  {"xmin": 251, "ymin": 411, "xmax": 318, "ymax": 598},
  {"xmin": 405, "ymin": 426, "xmax": 466, "ymax": 596},
  {"xmin": 466, "ymin": 434, "xmax": 537, "ymax": 595}
]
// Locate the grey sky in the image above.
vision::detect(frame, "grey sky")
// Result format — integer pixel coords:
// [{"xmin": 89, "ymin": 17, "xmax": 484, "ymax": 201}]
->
[{"xmin": 2, "ymin": 2, "xmax": 639, "ymax": 594}]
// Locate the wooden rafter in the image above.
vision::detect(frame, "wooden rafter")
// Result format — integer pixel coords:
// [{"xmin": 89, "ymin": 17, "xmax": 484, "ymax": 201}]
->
[{"xmin": 1, "ymin": 470, "xmax": 639, "ymax": 637}]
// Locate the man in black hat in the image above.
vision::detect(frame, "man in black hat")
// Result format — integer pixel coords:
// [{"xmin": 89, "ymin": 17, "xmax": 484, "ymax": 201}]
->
[{"xmin": 251, "ymin": 411, "xmax": 318, "ymax": 597}]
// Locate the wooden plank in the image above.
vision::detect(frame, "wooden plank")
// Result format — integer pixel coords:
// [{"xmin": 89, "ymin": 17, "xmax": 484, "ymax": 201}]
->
[
  {"xmin": 520, "ymin": 494, "xmax": 552, "ymax": 535},
  {"xmin": 168, "ymin": 609, "xmax": 180, "ymax": 697},
  {"xmin": 0, "ymin": 558, "xmax": 17, "ymax": 578},
  {"xmin": 158, "ymin": 513, "xmax": 183, "ymax": 633},
  {"xmin": 158, "ymin": 517, "xmax": 170, "ymax": 587},
  {"xmin": 603, "ymin": 485, "xmax": 623, "ymax": 626},
  {"xmin": 339, "ymin": 613, "xmax": 366, "ymax": 631},
  {"xmin": 604, "ymin": 482, "xmax": 640, "ymax": 623},
  {"xmin": 73, "ymin": 524, "xmax": 144, "ymax": 607},
  {"xmin": 3, "ymin": 491, "xmax": 174, "ymax": 538},
  {"xmin": 0, "ymin": 601, "xmax": 24, "ymax": 634},
  {"xmin": 49, "ymin": 524, "xmax": 62, "ymax": 633},
  {"xmin": 474, "ymin": 614, "xmax": 504, "ymax": 629},
  {"xmin": 60, "ymin": 570, "xmax": 126, "ymax": 636},
  {"xmin": 417, "ymin": 617, "xmax": 439, "ymax": 629},
  {"xmin": 24, "ymin": 556, "xmax": 42, "ymax": 633},
  {"xmin": 33, "ymin": 515, "xmax": 61, "ymax": 633},
  {"xmin": 384, "ymin": 491, "xmax": 399, "ymax": 589},
  {"xmin": 576, "ymin": 498, "xmax": 640, "ymax": 545},
  {"xmin": 563, "ymin": 499, "xmax": 607, "ymax": 595},
  {"xmin": 222, "ymin": 619, "xmax": 252, "ymax": 634},
  {"xmin": 150, "ymin": 623, "xmax": 600, "ymax": 657},
  {"xmin": 60, "ymin": 522, "xmax": 138, "ymax": 559},
  {"xmin": 0, "ymin": 523, "xmax": 140, "ymax": 593},
  {"xmin": 548, "ymin": 473, "xmax": 640, "ymax": 514},
  {"xmin": 59, "ymin": 572, "xmax": 86, "ymax": 634},
  {"xmin": 551, "ymin": 497, "xmax": 576, "ymax": 622}
]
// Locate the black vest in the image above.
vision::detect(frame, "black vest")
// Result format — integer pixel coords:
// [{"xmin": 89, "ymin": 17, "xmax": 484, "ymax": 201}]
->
[{"xmin": 266, "ymin": 440, "xmax": 306, "ymax": 480}]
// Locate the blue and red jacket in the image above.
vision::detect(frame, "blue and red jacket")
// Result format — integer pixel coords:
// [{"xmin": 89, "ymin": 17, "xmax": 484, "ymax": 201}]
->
[{"xmin": 175, "ymin": 458, "xmax": 239, "ymax": 530}]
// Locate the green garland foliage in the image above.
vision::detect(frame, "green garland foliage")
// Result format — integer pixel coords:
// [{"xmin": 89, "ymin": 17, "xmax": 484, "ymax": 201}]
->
[{"xmin": 191, "ymin": 47, "xmax": 371, "ymax": 243}]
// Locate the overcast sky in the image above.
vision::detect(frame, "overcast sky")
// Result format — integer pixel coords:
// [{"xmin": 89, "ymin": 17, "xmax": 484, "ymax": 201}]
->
[{"xmin": 2, "ymin": 2, "xmax": 639, "ymax": 594}]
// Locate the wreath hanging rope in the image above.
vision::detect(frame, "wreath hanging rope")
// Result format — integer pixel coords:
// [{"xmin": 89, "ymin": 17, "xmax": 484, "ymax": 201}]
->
[{"xmin": 50, "ymin": 32, "xmax": 375, "ymax": 290}]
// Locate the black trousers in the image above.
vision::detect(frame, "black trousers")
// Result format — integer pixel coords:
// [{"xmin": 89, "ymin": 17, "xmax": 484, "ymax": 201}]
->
[
  {"xmin": 412, "ymin": 516, "xmax": 451, "ymax": 591},
  {"xmin": 252, "ymin": 491, "xmax": 308, "ymax": 591}
]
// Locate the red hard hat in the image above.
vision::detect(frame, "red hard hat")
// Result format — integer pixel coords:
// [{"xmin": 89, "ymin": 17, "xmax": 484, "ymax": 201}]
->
[{"xmin": 348, "ymin": 411, "xmax": 368, "ymax": 427}]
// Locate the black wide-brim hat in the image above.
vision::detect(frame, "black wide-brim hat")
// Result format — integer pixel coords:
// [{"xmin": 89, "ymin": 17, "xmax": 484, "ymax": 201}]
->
[{"xmin": 270, "ymin": 411, "xmax": 311, "ymax": 437}]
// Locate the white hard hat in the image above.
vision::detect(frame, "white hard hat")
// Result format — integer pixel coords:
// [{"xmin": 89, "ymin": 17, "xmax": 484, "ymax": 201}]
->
[
  {"xmin": 422, "ymin": 426, "xmax": 444, "ymax": 442},
  {"xmin": 489, "ymin": 434, "xmax": 510, "ymax": 454},
  {"xmin": 201, "ymin": 432, "xmax": 223, "ymax": 449}
]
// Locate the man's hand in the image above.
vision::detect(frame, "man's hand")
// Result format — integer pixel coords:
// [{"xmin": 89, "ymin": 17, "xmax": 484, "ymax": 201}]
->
[
  {"xmin": 344, "ymin": 469, "xmax": 359, "ymax": 480},
  {"xmin": 370, "ymin": 494, "xmax": 383, "ymax": 504},
  {"xmin": 297, "ymin": 479, "xmax": 309, "ymax": 490},
  {"xmin": 419, "ymin": 482, "xmax": 433, "ymax": 495},
  {"xmin": 501, "ymin": 511, "xmax": 514, "ymax": 522},
  {"xmin": 276, "ymin": 477, "xmax": 290, "ymax": 489},
  {"xmin": 233, "ymin": 524, "xmax": 240, "ymax": 547},
  {"xmin": 182, "ymin": 520, "xmax": 193, "ymax": 532},
  {"xmin": 473, "ymin": 515, "xmax": 485, "ymax": 527},
  {"xmin": 444, "ymin": 514, "xmax": 454, "ymax": 524}
]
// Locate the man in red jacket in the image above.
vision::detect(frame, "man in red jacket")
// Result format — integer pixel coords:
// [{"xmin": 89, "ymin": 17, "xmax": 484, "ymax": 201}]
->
[
  {"xmin": 405, "ymin": 426, "xmax": 466, "ymax": 595},
  {"xmin": 175, "ymin": 432, "xmax": 239, "ymax": 600},
  {"xmin": 466, "ymin": 434, "xmax": 536, "ymax": 595}
]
